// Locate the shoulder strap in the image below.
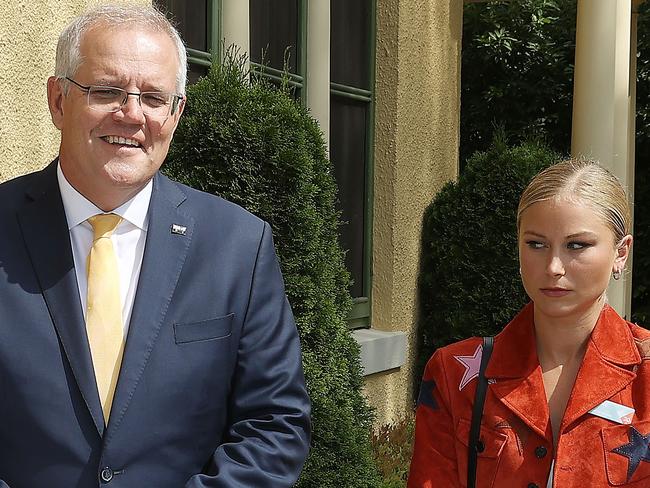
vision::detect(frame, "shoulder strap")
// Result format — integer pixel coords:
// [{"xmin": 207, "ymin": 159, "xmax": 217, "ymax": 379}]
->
[{"xmin": 467, "ymin": 336, "xmax": 494, "ymax": 488}]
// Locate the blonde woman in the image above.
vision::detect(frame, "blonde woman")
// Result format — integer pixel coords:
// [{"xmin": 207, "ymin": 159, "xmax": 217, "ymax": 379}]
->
[{"xmin": 408, "ymin": 159, "xmax": 650, "ymax": 487}]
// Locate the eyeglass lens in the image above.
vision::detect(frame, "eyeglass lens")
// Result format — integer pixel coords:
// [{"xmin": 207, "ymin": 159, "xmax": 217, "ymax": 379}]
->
[{"xmin": 87, "ymin": 87, "xmax": 175, "ymax": 116}]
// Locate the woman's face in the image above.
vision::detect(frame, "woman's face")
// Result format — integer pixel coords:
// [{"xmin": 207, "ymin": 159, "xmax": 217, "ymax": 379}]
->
[{"xmin": 518, "ymin": 198, "xmax": 631, "ymax": 323}]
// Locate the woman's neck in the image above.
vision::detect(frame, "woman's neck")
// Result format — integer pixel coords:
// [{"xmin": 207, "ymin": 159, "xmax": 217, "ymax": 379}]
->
[{"xmin": 533, "ymin": 298, "xmax": 606, "ymax": 368}]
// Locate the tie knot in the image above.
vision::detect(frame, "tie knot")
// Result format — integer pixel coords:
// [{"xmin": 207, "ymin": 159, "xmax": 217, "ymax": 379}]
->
[{"xmin": 88, "ymin": 213, "xmax": 122, "ymax": 240}]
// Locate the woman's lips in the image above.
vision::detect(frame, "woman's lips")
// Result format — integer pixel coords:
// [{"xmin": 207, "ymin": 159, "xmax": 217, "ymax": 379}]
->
[{"xmin": 540, "ymin": 288, "xmax": 571, "ymax": 297}]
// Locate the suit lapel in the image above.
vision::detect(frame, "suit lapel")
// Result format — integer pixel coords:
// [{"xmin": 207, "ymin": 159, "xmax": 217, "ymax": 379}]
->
[
  {"xmin": 106, "ymin": 173, "xmax": 194, "ymax": 436},
  {"xmin": 16, "ymin": 161, "xmax": 105, "ymax": 436}
]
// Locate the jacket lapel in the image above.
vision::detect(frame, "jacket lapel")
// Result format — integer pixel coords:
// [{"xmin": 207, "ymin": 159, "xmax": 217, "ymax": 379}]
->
[
  {"xmin": 106, "ymin": 173, "xmax": 194, "ymax": 435},
  {"xmin": 487, "ymin": 304, "xmax": 551, "ymax": 439},
  {"xmin": 561, "ymin": 305, "xmax": 638, "ymax": 431},
  {"xmin": 16, "ymin": 161, "xmax": 105, "ymax": 436},
  {"xmin": 486, "ymin": 303, "xmax": 640, "ymax": 441}
]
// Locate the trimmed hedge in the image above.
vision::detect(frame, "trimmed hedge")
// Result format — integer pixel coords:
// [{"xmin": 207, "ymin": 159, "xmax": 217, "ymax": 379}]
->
[
  {"xmin": 163, "ymin": 54, "xmax": 380, "ymax": 487},
  {"xmin": 416, "ymin": 138, "xmax": 558, "ymax": 380}
]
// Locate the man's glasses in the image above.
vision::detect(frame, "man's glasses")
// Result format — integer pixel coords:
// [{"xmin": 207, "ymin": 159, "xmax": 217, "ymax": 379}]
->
[{"xmin": 65, "ymin": 77, "xmax": 184, "ymax": 118}]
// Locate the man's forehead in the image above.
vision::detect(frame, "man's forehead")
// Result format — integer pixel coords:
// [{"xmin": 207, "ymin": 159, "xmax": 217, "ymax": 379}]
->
[
  {"xmin": 76, "ymin": 25, "xmax": 179, "ymax": 87},
  {"xmin": 80, "ymin": 23, "xmax": 171, "ymax": 48}
]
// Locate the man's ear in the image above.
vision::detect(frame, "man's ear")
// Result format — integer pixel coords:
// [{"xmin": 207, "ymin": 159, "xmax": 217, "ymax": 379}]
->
[
  {"xmin": 173, "ymin": 96, "xmax": 186, "ymax": 118},
  {"xmin": 167, "ymin": 96, "xmax": 186, "ymax": 133},
  {"xmin": 47, "ymin": 76, "xmax": 65, "ymax": 130}
]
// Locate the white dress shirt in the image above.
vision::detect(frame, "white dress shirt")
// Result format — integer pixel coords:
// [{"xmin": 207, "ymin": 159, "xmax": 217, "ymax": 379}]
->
[{"xmin": 57, "ymin": 163, "xmax": 152, "ymax": 335}]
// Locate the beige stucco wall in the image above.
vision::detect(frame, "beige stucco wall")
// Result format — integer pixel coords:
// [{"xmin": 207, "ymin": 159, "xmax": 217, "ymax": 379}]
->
[
  {"xmin": 365, "ymin": 0, "xmax": 462, "ymax": 426},
  {"xmin": 0, "ymin": 0, "xmax": 149, "ymax": 181}
]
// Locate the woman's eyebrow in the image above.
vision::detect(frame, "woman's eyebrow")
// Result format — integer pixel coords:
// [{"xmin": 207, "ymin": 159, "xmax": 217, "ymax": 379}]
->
[
  {"xmin": 522, "ymin": 231, "xmax": 546, "ymax": 238},
  {"xmin": 566, "ymin": 231, "xmax": 598, "ymax": 239}
]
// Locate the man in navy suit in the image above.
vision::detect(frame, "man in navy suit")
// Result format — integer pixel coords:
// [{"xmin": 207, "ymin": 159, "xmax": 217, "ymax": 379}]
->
[{"xmin": 0, "ymin": 4, "xmax": 310, "ymax": 487}]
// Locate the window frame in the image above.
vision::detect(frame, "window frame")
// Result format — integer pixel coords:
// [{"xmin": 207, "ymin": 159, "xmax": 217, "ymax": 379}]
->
[
  {"xmin": 162, "ymin": 0, "xmax": 222, "ymax": 74},
  {"xmin": 249, "ymin": 0, "xmax": 307, "ymax": 96},
  {"xmin": 160, "ymin": 0, "xmax": 376, "ymax": 328}
]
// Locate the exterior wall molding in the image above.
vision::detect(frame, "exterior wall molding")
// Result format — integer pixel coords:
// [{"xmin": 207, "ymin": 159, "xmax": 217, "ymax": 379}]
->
[{"xmin": 353, "ymin": 329, "xmax": 407, "ymax": 376}]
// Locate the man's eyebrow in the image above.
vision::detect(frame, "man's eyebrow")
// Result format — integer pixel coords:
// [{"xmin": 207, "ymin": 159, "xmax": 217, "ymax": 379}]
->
[{"xmin": 88, "ymin": 78, "xmax": 170, "ymax": 92}]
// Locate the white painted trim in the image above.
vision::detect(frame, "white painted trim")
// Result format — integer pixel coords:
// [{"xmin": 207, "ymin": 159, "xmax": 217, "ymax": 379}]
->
[
  {"xmin": 222, "ymin": 0, "xmax": 250, "ymax": 63},
  {"xmin": 305, "ymin": 0, "xmax": 331, "ymax": 150}
]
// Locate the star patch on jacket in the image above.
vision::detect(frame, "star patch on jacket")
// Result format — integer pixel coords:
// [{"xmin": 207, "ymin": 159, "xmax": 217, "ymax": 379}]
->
[
  {"xmin": 417, "ymin": 380, "xmax": 439, "ymax": 410},
  {"xmin": 454, "ymin": 344, "xmax": 483, "ymax": 391},
  {"xmin": 612, "ymin": 426, "xmax": 650, "ymax": 482}
]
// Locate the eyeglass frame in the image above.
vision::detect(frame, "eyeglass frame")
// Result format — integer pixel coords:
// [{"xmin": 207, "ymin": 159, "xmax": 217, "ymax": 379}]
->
[{"xmin": 63, "ymin": 77, "xmax": 185, "ymax": 118}]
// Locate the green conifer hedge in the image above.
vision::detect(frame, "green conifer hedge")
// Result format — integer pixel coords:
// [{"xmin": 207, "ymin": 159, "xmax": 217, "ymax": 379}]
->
[
  {"xmin": 163, "ymin": 54, "xmax": 380, "ymax": 487},
  {"xmin": 416, "ymin": 138, "xmax": 558, "ymax": 380}
]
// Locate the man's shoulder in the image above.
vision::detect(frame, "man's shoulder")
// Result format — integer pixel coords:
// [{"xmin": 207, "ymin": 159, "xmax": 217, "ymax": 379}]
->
[
  {"xmin": 159, "ymin": 173, "xmax": 265, "ymax": 228},
  {"xmin": 0, "ymin": 166, "xmax": 50, "ymax": 205}
]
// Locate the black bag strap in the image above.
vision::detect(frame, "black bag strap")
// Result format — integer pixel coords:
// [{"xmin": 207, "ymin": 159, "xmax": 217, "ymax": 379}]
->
[{"xmin": 467, "ymin": 336, "xmax": 494, "ymax": 488}]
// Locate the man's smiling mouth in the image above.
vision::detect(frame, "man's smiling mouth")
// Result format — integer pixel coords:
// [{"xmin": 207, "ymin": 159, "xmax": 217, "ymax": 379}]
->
[{"xmin": 102, "ymin": 135, "xmax": 141, "ymax": 147}]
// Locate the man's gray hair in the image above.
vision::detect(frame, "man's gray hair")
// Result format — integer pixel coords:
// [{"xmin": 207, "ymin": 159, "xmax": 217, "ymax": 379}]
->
[{"xmin": 54, "ymin": 4, "xmax": 187, "ymax": 94}]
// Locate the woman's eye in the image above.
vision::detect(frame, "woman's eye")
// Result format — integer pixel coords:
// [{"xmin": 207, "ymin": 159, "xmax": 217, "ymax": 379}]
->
[
  {"xmin": 526, "ymin": 241, "xmax": 545, "ymax": 249},
  {"xmin": 567, "ymin": 242, "xmax": 591, "ymax": 250}
]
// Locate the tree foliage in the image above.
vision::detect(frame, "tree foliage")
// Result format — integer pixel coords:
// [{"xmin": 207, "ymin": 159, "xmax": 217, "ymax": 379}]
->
[{"xmin": 460, "ymin": 0, "xmax": 576, "ymax": 163}]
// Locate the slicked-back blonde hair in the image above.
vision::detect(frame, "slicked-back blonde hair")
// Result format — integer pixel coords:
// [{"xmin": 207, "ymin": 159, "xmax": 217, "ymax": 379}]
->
[{"xmin": 517, "ymin": 158, "xmax": 631, "ymax": 244}]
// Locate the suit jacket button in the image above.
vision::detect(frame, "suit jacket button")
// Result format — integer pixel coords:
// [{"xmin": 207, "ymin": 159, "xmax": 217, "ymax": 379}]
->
[
  {"xmin": 527, "ymin": 484, "xmax": 539, "ymax": 488},
  {"xmin": 535, "ymin": 445, "xmax": 548, "ymax": 458},
  {"xmin": 100, "ymin": 467, "xmax": 114, "ymax": 483}
]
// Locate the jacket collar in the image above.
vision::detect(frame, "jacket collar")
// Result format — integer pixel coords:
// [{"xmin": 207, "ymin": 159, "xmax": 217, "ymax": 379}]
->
[
  {"xmin": 485, "ymin": 302, "xmax": 639, "ymax": 439},
  {"xmin": 486, "ymin": 302, "xmax": 640, "ymax": 379}
]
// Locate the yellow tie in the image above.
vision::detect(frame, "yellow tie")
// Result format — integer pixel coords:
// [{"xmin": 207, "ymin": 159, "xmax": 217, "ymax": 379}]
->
[{"xmin": 86, "ymin": 213, "xmax": 124, "ymax": 422}]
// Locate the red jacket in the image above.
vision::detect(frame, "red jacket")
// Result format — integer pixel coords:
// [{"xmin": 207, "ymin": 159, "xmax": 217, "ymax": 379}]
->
[{"xmin": 408, "ymin": 303, "xmax": 650, "ymax": 487}]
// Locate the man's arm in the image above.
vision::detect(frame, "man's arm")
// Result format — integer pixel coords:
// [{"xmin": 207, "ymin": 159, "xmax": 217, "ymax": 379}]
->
[{"xmin": 186, "ymin": 222, "xmax": 311, "ymax": 488}]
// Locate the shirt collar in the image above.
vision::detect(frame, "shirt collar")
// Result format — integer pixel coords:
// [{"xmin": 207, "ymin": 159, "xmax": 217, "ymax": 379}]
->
[{"xmin": 57, "ymin": 162, "xmax": 152, "ymax": 231}]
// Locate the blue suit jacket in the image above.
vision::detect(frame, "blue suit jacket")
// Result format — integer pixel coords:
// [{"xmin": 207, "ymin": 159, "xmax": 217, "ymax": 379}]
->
[{"xmin": 0, "ymin": 161, "xmax": 311, "ymax": 487}]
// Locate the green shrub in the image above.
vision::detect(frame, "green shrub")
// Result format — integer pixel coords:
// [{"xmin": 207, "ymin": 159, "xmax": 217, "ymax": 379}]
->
[
  {"xmin": 416, "ymin": 138, "xmax": 559, "ymax": 381},
  {"xmin": 163, "ymin": 53, "xmax": 380, "ymax": 487}
]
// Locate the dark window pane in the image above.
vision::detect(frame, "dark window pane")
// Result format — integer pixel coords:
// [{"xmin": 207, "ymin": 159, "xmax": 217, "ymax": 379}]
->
[
  {"xmin": 331, "ymin": 0, "xmax": 371, "ymax": 89},
  {"xmin": 250, "ymin": 0, "xmax": 299, "ymax": 73},
  {"xmin": 187, "ymin": 64, "xmax": 209, "ymax": 84},
  {"xmin": 155, "ymin": 0, "xmax": 208, "ymax": 52},
  {"xmin": 330, "ymin": 96, "xmax": 368, "ymax": 298}
]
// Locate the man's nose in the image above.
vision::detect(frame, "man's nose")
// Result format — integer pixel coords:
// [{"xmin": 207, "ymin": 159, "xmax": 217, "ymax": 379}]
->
[{"xmin": 117, "ymin": 94, "xmax": 146, "ymax": 123}]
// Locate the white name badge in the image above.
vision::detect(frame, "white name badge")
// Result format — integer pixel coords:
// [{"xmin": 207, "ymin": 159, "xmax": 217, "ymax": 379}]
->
[{"xmin": 589, "ymin": 400, "xmax": 635, "ymax": 424}]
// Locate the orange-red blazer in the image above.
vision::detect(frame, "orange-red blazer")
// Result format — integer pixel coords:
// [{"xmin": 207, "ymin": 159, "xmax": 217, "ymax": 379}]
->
[{"xmin": 408, "ymin": 303, "xmax": 650, "ymax": 487}]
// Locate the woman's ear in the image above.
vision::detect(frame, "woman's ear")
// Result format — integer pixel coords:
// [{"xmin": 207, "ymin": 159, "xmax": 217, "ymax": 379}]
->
[{"xmin": 613, "ymin": 234, "xmax": 633, "ymax": 272}]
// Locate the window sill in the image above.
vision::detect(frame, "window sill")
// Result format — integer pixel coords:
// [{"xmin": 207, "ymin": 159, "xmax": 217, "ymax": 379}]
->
[{"xmin": 352, "ymin": 328, "xmax": 407, "ymax": 376}]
